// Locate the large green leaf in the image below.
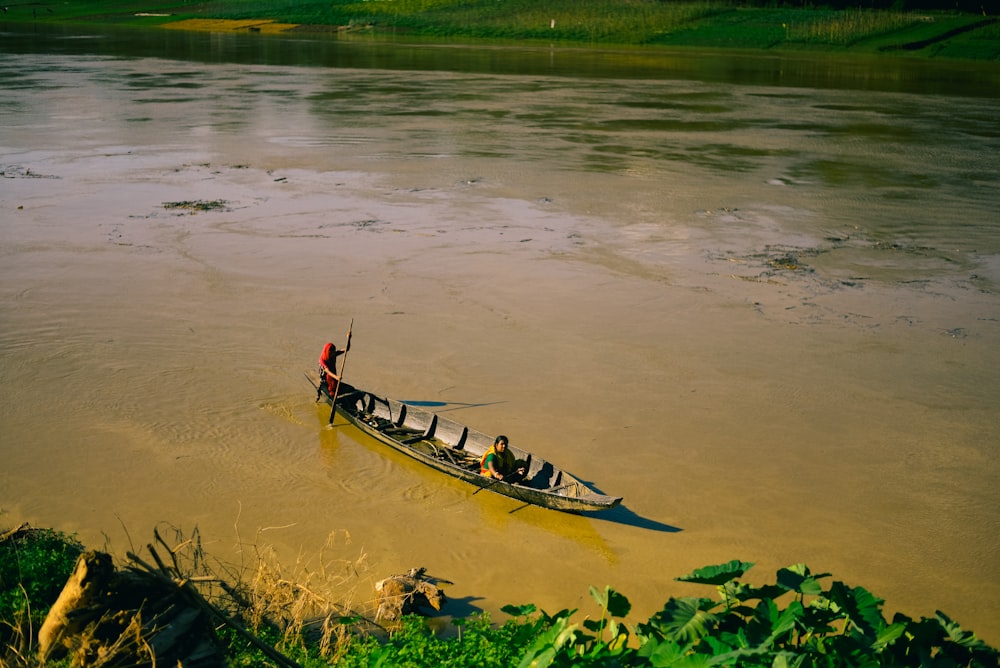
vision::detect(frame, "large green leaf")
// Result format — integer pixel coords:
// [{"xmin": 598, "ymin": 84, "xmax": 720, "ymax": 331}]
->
[
  {"xmin": 642, "ymin": 628, "xmax": 729, "ymax": 667},
  {"xmin": 744, "ymin": 597, "xmax": 804, "ymax": 649},
  {"xmin": 936, "ymin": 610, "xmax": 986, "ymax": 649},
  {"xmin": 653, "ymin": 597, "xmax": 719, "ymax": 643},
  {"xmin": 647, "ymin": 645, "xmax": 679, "ymax": 667},
  {"xmin": 728, "ymin": 581, "xmax": 787, "ymax": 604},
  {"xmin": 769, "ymin": 652, "xmax": 808, "ymax": 668},
  {"xmin": 825, "ymin": 581, "xmax": 886, "ymax": 640},
  {"xmin": 933, "ymin": 611, "xmax": 1000, "ymax": 664},
  {"xmin": 606, "ymin": 618, "xmax": 630, "ymax": 652},
  {"xmin": 517, "ymin": 615, "xmax": 579, "ymax": 668},
  {"xmin": 517, "ymin": 645, "xmax": 556, "ymax": 668},
  {"xmin": 677, "ymin": 560, "xmax": 755, "ymax": 586},
  {"xmin": 707, "ymin": 645, "xmax": 786, "ymax": 667},
  {"xmin": 503, "ymin": 603, "xmax": 538, "ymax": 617},
  {"xmin": 872, "ymin": 621, "xmax": 907, "ymax": 650},
  {"xmin": 665, "ymin": 654, "xmax": 715, "ymax": 668},
  {"xmin": 745, "ymin": 598, "xmax": 780, "ymax": 646},
  {"xmin": 775, "ymin": 564, "xmax": 830, "ymax": 597},
  {"xmin": 588, "ymin": 584, "xmax": 632, "ymax": 618},
  {"xmin": 766, "ymin": 600, "xmax": 804, "ymax": 646},
  {"xmin": 638, "ymin": 636, "xmax": 687, "ymax": 667}
]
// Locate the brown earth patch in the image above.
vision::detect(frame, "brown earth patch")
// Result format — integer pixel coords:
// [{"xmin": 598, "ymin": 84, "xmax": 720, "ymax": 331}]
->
[{"xmin": 162, "ymin": 18, "xmax": 298, "ymax": 34}]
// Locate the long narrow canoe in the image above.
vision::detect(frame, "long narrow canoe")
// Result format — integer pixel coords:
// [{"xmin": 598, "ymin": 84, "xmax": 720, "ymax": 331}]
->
[{"xmin": 308, "ymin": 375, "xmax": 622, "ymax": 513}]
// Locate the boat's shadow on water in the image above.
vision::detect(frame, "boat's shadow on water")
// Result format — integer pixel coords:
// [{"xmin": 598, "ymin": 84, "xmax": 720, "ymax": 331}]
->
[
  {"xmin": 503, "ymin": 486, "xmax": 682, "ymax": 533},
  {"xmin": 401, "ymin": 399, "xmax": 505, "ymax": 413},
  {"xmin": 502, "ymin": 499, "xmax": 682, "ymax": 533},
  {"xmin": 579, "ymin": 505, "xmax": 682, "ymax": 533}
]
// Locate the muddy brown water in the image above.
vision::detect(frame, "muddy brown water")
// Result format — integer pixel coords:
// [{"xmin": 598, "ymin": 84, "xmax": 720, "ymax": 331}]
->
[{"xmin": 2, "ymin": 24, "xmax": 999, "ymax": 643}]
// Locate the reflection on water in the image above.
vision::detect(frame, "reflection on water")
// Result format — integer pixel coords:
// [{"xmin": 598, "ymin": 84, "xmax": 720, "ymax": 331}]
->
[
  {"xmin": 4, "ymin": 22, "xmax": 999, "ymax": 97},
  {"xmin": 2, "ymin": 22, "xmax": 999, "ymax": 644}
]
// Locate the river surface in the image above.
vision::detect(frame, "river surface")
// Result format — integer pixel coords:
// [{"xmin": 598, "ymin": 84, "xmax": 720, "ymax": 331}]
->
[{"xmin": 2, "ymin": 23, "xmax": 999, "ymax": 643}]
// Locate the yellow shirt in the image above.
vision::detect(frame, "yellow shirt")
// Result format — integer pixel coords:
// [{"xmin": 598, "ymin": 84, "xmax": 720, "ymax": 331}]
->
[{"xmin": 479, "ymin": 445, "xmax": 515, "ymax": 478}]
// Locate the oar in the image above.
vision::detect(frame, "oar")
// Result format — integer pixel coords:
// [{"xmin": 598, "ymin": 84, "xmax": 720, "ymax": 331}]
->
[
  {"xmin": 328, "ymin": 319, "xmax": 353, "ymax": 425},
  {"xmin": 473, "ymin": 475, "xmax": 503, "ymax": 495}
]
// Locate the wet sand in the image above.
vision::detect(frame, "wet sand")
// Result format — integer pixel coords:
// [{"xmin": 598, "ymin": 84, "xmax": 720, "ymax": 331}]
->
[{"xmin": 2, "ymin": 49, "xmax": 999, "ymax": 644}]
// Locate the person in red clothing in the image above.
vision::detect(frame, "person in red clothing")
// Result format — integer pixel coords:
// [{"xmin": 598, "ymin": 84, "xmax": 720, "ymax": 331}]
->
[{"xmin": 317, "ymin": 340, "xmax": 349, "ymax": 400}]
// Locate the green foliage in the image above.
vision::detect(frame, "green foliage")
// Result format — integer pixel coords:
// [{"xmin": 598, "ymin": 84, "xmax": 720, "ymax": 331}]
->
[
  {"xmin": 3, "ymin": 0, "xmax": 996, "ymax": 59},
  {"xmin": 677, "ymin": 560, "xmax": 755, "ymax": 587},
  {"xmin": 0, "ymin": 527, "xmax": 84, "ymax": 622},
  {"xmin": 774, "ymin": 563, "xmax": 830, "ymax": 597},
  {"xmin": 1, "ymin": 527, "xmax": 84, "ymax": 663},
  {"xmin": 783, "ymin": 9, "xmax": 920, "ymax": 46},
  {"xmin": 516, "ymin": 561, "xmax": 999, "ymax": 667},
  {"xmin": 331, "ymin": 613, "xmax": 531, "ymax": 667}
]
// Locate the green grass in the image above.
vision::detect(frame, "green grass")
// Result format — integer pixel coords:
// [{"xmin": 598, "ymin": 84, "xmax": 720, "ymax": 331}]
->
[
  {"xmin": 933, "ymin": 18, "xmax": 1000, "ymax": 59},
  {"xmin": 2, "ymin": 0, "xmax": 997, "ymax": 59},
  {"xmin": 785, "ymin": 9, "xmax": 920, "ymax": 46},
  {"xmin": 0, "ymin": 527, "xmax": 84, "ymax": 662},
  {"xmin": 320, "ymin": 0, "xmax": 730, "ymax": 42},
  {"xmin": 0, "ymin": 527, "xmax": 84, "ymax": 622}
]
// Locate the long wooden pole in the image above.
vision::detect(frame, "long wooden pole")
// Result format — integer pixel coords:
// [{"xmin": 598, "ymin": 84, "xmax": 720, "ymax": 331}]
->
[{"xmin": 328, "ymin": 319, "xmax": 353, "ymax": 425}]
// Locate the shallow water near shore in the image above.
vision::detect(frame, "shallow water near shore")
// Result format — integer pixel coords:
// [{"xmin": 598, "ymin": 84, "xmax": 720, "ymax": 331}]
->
[{"xmin": 2, "ymin": 24, "xmax": 999, "ymax": 643}]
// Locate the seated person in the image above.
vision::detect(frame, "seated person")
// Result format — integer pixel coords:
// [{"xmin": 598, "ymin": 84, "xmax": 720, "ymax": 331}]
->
[{"xmin": 479, "ymin": 435, "xmax": 527, "ymax": 483}]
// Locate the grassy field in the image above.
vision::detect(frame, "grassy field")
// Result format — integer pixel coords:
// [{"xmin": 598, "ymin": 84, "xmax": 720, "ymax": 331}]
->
[{"xmin": 2, "ymin": 0, "xmax": 998, "ymax": 59}]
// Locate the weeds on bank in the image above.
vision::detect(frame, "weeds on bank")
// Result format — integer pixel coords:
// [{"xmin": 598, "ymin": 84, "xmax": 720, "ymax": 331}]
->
[
  {"xmin": 785, "ymin": 9, "xmax": 920, "ymax": 46},
  {"xmin": 184, "ymin": 0, "xmax": 727, "ymax": 42},
  {"xmin": 345, "ymin": 0, "xmax": 730, "ymax": 43},
  {"xmin": 161, "ymin": 521, "xmax": 376, "ymax": 662},
  {"xmin": 0, "ymin": 525, "xmax": 84, "ymax": 660},
  {"xmin": 324, "ymin": 613, "xmax": 530, "ymax": 667}
]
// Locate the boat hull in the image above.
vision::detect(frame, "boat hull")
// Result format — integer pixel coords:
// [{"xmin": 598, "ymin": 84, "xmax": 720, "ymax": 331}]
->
[{"xmin": 309, "ymin": 375, "xmax": 621, "ymax": 512}]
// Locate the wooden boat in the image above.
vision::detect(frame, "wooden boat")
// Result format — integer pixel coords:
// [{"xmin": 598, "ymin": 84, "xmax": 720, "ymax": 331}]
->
[{"xmin": 308, "ymin": 375, "xmax": 622, "ymax": 513}]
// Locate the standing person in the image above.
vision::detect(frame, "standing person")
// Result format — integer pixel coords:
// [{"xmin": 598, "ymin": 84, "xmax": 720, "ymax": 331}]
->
[
  {"xmin": 317, "ymin": 340, "xmax": 349, "ymax": 400},
  {"xmin": 480, "ymin": 435, "xmax": 527, "ymax": 483}
]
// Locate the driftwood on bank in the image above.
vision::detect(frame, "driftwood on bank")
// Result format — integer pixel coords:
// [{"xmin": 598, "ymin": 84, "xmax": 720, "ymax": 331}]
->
[
  {"xmin": 37, "ymin": 551, "xmax": 115, "ymax": 660},
  {"xmin": 37, "ymin": 550, "xmax": 227, "ymax": 667},
  {"xmin": 374, "ymin": 567, "xmax": 450, "ymax": 622},
  {"xmin": 35, "ymin": 533, "xmax": 302, "ymax": 668},
  {"xmin": 0, "ymin": 522, "xmax": 33, "ymax": 544}
]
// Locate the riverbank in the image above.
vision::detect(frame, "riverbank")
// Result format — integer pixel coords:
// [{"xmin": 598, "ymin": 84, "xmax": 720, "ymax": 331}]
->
[
  {"xmin": 4, "ymin": 525, "xmax": 998, "ymax": 667},
  {"xmin": 2, "ymin": 0, "xmax": 998, "ymax": 60}
]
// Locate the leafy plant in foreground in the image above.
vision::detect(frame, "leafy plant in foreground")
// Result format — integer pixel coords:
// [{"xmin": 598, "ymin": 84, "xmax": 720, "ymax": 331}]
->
[{"xmin": 516, "ymin": 560, "xmax": 998, "ymax": 667}]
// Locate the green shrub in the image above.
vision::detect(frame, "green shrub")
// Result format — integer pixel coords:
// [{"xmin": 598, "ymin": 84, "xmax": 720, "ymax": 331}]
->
[
  {"xmin": 0, "ymin": 527, "xmax": 84, "ymax": 621},
  {"xmin": 1, "ymin": 526, "xmax": 84, "ymax": 663},
  {"xmin": 330, "ymin": 613, "xmax": 530, "ymax": 667}
]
